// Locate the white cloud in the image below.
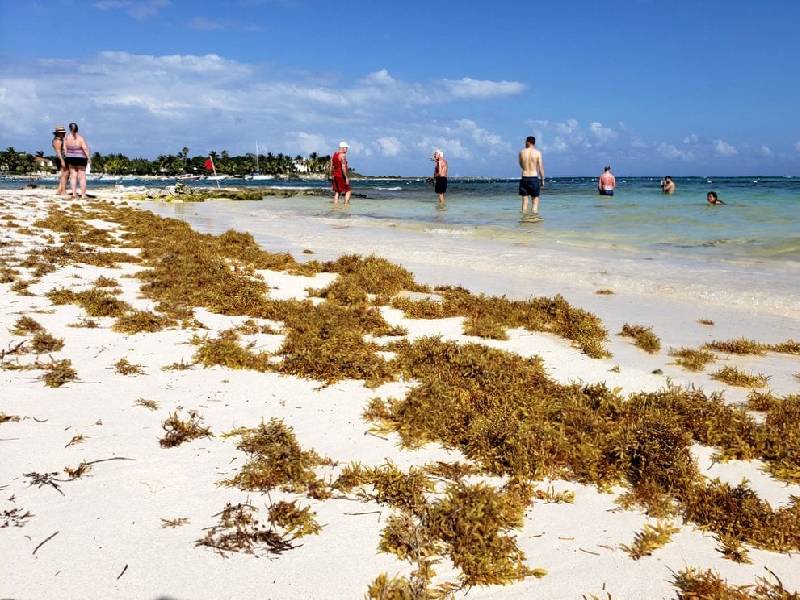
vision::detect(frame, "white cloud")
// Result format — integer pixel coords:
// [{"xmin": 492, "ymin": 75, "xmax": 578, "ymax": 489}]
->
[
  {"xmin": 188, "ymin": 17, "xmax": 223, "ymax": 31},
  {"xmin": 93, "ymin": 0, "xmax": 170, "ymax": 19},
  {"xmin": 283, "ymin": 132, "xmax": 328, "ymax": 155},
  {"xmin": 453, "ymin": 119, "xmax": 508, "ymax": 154},
  {"xmin": 683, "ymin": 133, "xmax": 699, "ymax": 145},
  {"xmin": 589, "ymin": 122, "xmax": 618, "ymax": 143},
  {"xmin": 657, "ymin": 143, "xmax": 693, "ymax": 161},
  {"xmin": 760, "ymin": 145, "xmax": 773, "ymax": 157},
  {"xmin": 714, "ymin": 139, "xmax": 738, "ymax": 157},
  {"xmin": 441, "ymin": 78, "xmax": 525, "ymax": 99},
  {"xmin": 529, "ymin": 118, "xmax": 621, "ymax": 154},
  {"xmin": 375, "ymin": 136, "xmax": 402, "ymax": 157},
  {"xmin": 0, "ymin": 52, "xmax": 524, "ymax": 169},
  {"xmin": 188, "ymin": 16, "xmax": 263, "ymax": 32}
]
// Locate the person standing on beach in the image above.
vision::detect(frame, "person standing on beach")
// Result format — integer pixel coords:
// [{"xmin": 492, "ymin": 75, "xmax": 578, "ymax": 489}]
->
[
  {"xmin": 432, "ymin": 150, "xmax": 448, "ymax": 204},
  {"xmin": 598, "ymin": 166, "xmax": 616, "ymax": 196},
  {"xmin": 51, "ymin": 125, "xmax": 68, "ymax": 196},
  {"xmin": 330, "ymin": 142, "xmax": 351, "ymax": 205},
  {"xmin": 518, "ymin": 136, "xmax": 544, "ymax": 215},
  {"xmin": 661, "ymin": 176, "xmax": 676, "ymax": 194},
  {"xmin": 64, "ymin": 123, "xmax": 90, "ymax": 199}
]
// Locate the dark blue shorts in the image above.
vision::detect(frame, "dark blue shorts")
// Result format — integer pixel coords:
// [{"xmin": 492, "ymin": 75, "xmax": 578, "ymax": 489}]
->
[
  {"xmin": 519, "ymin": 176, "xmax": 540, "ymax": 197},
  {"xmin": 598, "ymin": 189, "xmax": 614, "ymax": 196},
  {"xmin": 434, "ymin": 177, "xmax": 448, "ymax": 194}
]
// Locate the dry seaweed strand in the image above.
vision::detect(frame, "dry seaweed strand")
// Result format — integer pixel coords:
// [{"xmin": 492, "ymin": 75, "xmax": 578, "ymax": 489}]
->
[
  {"xmin": 223, "ymin": 419, "xmax": 329, "ymax": 497},
  {"xmin": 11, "ymin": 316, "xmax": 44, "ymax": 336},
  {"xmin": 619, "ymin": 323, "xmax": 661, "ymax": 354},
  {"xmin": 159, "ymin": 411, "xmax": 211, "ymax": 448},
  {"xmin": 40, "ymin": 359, "xmax": 77, "ymax": 388},
  {"xmin": 711, "ymin": 366, "xmax": 769, "ymax": 388},
  {"xmin": 673, "ymin": 568, "xmax": 799, "ymax": 600},
  {"xmin": 196, "ymin": 502, "xmax": 294, "ymax": 557},
  {"xmin": 113, "ymin": 310, "xmax": 176, "ymax": 334},
  {"xmin": 704, "ymin": 338, "xmax": 768, "ymax": 355},
  {"xmin": 620, "ymin": 521, "xmax": 679, "ymax": 559},
  {"xmin": 114, "ymin": 358, "xmax": 145, "ymax": 376},
  {"xmin": 30, "ymin": 331, "xmax": 64, "ymax": 354},
  {"xmin": 669, "ymin": 347, "xmax": 716, "ymax": 372},
  {"xmin": 134, "ymin": 398, "xmax": 159, "ymax": 410}
]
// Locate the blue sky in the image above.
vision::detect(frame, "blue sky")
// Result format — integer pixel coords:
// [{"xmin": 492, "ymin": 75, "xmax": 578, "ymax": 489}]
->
[{"xmin": 1, "ymin": 0, "xmax": 799, "ymax": 175}]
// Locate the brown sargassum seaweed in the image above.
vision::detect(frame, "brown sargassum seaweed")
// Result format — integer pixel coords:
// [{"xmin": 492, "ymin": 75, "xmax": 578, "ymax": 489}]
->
[{"xmin": 26, "ymin": 199, "xmax": 800, "ymax": 596}]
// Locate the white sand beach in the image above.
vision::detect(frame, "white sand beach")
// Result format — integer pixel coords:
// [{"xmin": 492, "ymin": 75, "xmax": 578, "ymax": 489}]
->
[{"xmin": 1, "ymin": 189, "xmax": 799, "ymax": 600}]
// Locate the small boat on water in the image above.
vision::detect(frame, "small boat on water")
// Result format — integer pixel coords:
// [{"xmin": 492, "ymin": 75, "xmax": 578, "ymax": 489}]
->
[
  {"xmin": 245, "ymin": 174, "xmax": 274, "ymax": 181},
  {"xmin": 205, "ymin": 175, "xmax": 228, "ymax": 182},
  {"xmin": 177, "ymin": 174, "xmax": 201, "ymax": 181}
]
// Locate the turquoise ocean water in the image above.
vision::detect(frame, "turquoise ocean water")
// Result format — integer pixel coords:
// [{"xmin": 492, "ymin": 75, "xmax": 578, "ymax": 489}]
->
[{"xmin": 5, "ymin": 174, "xmax": 799, "ymax": 262}]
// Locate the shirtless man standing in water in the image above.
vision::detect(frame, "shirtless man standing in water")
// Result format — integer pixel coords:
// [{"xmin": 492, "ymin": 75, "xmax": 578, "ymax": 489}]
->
[{"xmin": 519, "ymin": 136, "xmax": 544, "ymax": 215}]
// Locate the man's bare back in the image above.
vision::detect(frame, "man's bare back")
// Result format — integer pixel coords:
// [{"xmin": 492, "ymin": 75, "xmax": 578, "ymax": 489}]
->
[{"xmin": 519, "ymin": 147, "xmax": 543, "ymax": 178}]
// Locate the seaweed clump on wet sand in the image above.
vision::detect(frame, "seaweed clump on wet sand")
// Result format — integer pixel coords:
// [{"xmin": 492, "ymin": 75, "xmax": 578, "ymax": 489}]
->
[
  {"xmin": 711, "ymin": 366, "xmax": 769, "ymax": 388},
  {"xmin": 392, "ymin": 287, "xmax": 610, "ymax": 358},
  {"xmin": 669, "ymin": 347, "xmax": 716, "ymax": 372},
  {"xmin": 223, "ymin": 419, "xmax": 329, "ymax": 498},
  {"xmin": 673, "ymin": 568, "xmax": 799, "ymax": 600},
  {"xmin": 619, "ymin": 323, "xmax": 661, "ymax": 354},
  {"xmin": 159, "ymin": 410, "xmax": 212, "ymax": 448}
]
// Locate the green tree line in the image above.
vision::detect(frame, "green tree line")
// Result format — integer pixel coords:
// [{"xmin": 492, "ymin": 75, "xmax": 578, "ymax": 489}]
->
[{"xmin": 0, "ymin": 146, "xmax": 333, "ymax": 177}]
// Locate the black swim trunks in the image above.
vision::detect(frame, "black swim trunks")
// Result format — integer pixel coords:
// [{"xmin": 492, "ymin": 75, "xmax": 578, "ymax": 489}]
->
[
  {"xmin": 519, "ymin": 176, "xmax": 540, "ymax": 197},
  {"xmin": 64, "ymin": 156, "xmax": 88, "ymax": 167},
  {"xmin": 598, "ymin": 189, "xmax": 614, "ymax": 196},
  {"xmin": 434, "ymin": 176, "xmax": 448, "ymax": 194}
]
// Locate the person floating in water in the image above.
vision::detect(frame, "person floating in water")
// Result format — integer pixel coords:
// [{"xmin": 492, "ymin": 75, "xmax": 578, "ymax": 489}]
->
[
  {"xmin": 598, "ymin": 165, "xmax": 615, "ymax": 196},
  {"xmin": 432, "ymin": 150, "xmax": 448, "ymax": 204},
  {"xmin": 518, "ymin": 136, "xmax": 544, "ymax": 215},
  {"xmin": 707, "ymin": 191, "xmax": 725, "ymax": 205},
  {"xmin": 661, "ymin": 175, "xmax": 675, "ymax": 194},
  {"xmin": 330, "ymin": 141, "xmax": 351, "ymax": 205}
]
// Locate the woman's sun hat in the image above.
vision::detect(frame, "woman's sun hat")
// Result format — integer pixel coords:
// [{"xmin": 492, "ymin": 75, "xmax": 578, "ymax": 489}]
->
[
  {"xmin": 53, "ymin": 125, "xmax": 66, "ymax": 134},
  {"xmin": 339, "ymin": 141, "xmax": 350, "ymax": 149}
]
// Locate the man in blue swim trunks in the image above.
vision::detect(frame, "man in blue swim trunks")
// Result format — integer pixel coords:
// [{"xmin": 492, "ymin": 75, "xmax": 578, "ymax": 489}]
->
[{"xmin": 519, "ymin": 136, "xmax": 544, "ymax": 215}]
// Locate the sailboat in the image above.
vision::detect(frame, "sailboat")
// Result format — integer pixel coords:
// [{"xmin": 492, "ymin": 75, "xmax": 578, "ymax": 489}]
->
[
  {"xmin": 203, "ymin": 156, "xmax": 227, "ymax": 182},
  {"xmin": 246, "ymin": 142, "xmax": 274, "ymax": 181}
]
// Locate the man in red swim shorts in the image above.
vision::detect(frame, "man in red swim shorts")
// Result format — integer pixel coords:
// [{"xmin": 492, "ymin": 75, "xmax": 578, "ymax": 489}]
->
[{"xmin": 330, "ymin": 141, "xmax": 352, "ymax": 205}]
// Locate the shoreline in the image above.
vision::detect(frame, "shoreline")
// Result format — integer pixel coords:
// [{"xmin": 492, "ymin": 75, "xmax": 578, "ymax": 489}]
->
[
  {"xmin": 144, "ymin": 194, "xmax": 800, "ymax": 321},
  {"xmin": 2, "ymin": 188, "xmax": 799, "ymax": 599}
]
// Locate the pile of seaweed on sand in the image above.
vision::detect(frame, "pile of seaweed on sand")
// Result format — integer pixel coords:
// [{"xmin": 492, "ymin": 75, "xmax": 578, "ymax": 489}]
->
[{"xmin": 21, "ymin": 198, "xmax": 800, "ymax": 598}]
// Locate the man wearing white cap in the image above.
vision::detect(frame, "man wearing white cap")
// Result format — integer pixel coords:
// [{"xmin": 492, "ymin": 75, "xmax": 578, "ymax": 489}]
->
[
  {"xmin": 432, "ymin": 150, "xmax": 448, "ymax": 205},
  {"xmin": 330, "ymin": 141, "xmax": 351, "ymax": 205}
]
